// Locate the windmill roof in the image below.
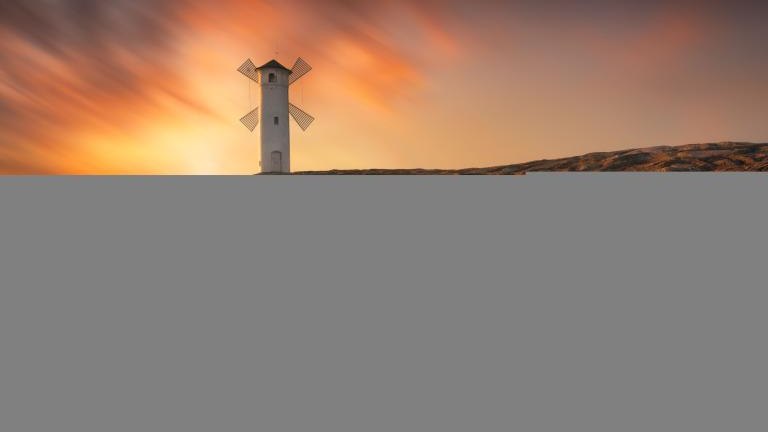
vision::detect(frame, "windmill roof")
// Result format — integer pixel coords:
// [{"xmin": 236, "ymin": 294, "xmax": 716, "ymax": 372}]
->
[{"xmin": 256, "ymin": 60, "xmax": 291, "ymax": 71}]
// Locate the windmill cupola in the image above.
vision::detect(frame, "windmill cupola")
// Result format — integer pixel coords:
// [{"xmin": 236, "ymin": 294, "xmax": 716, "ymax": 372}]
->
[
  {"xmin": 256, "ymin": 59, "xmax": 290, "ymax": 70},
  {"xmin": 255, "ymin": 60, "xmax": 289, "ymax": 85}
]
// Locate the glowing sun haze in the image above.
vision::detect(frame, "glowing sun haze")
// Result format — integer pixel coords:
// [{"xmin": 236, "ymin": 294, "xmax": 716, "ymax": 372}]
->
[{"xmin": 1, "ymin": 0, "xmax": 768, "ymax": 174}]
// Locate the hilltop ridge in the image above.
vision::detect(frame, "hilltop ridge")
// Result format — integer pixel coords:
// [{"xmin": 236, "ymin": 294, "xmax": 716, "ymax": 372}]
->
[{"xmin": 294, "ymin": 142, "xmax": 768, "ymax": 175}]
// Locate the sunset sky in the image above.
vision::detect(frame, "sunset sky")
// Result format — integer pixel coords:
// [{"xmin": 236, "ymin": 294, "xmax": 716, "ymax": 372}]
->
[{"xmin": 1, "ymin": 0, "xmax": 768, "ymax": 174}]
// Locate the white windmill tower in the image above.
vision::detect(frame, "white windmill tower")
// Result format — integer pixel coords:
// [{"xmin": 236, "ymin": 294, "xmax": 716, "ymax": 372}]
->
[{"xmin": 238, "ymin": 58, "xmax": 315, "ymax": 174}]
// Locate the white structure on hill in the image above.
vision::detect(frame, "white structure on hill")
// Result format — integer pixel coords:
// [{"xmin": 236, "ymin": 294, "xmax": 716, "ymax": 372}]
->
[{"xmin": 238, "ymin": 58, "xmax": 315, "ymax": 173}]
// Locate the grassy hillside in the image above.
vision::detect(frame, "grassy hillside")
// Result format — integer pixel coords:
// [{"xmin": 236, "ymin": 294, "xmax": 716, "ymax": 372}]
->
[{"xmin": 295, "ymin": 142, "xmax": 768, "ymax": 175}]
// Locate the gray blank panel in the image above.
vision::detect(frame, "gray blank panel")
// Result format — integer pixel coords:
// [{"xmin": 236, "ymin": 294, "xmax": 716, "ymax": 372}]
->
[{"xmin": 0, "ymin": 175, "xmax": 766, "ymax": 432}]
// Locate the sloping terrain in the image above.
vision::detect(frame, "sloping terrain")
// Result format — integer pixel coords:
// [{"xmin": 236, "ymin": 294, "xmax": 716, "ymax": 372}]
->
[{"xmin": 295, "ymin": 142, "xmax": 768, "ymax": 175}]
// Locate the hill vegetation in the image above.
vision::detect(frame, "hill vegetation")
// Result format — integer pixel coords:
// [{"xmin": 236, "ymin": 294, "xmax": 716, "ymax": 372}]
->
[{"xmin": 296, "ymin": 142, "xmax": 768, "ymax": 175}]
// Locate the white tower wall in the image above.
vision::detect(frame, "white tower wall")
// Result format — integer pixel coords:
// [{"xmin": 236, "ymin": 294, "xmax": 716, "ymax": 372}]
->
[{"xmin": 259, "ymin": 68, "xmax": 291, "ymax": 173}]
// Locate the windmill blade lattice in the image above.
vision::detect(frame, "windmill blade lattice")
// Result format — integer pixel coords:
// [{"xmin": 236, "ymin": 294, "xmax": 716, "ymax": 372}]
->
[
  {"xmin": 288, "ymin": 58, "xmax": 312, "ymax": 85},
  {"xmin": 238, "ymin": 59, "xmax": 260, "ymax": 83},
  {"xmin": 240, "ymin": 107, "xmax": 260, "ymax": 132},
  {"xmin": 289, "ymin": 103, "xmax": 315, "ymax": 131}
]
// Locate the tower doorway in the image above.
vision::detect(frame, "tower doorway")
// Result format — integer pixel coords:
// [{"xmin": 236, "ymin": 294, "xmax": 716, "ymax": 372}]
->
[{"xmin": 271, "ymin": 151, "xmax": 283, "ymax": 173}]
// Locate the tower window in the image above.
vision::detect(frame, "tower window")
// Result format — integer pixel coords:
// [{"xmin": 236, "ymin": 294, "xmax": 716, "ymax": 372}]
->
[
  {"xmin": 268, "ymin": 73, "xmax": 276, "ymax": 83},
  {"xmin": 274, "ymin": 116, "xmax": 279, "ymax": 125}
]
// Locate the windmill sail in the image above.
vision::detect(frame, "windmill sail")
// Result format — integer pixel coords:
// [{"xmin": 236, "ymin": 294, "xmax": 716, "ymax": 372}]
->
[
  {"xmin": 288, "ymin": 58, "xmax": 312, "ymax": 85},
  {"xmin": 238, "ymin": 59, "xmax": 260, "ymax": 83},
  {"xmin": 239, "ymin": 107, "xmax": 260, "ymax": 132},
  {"xmin": 289, "ymin": 103, "xmax": 315, "ymax": 131}
]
